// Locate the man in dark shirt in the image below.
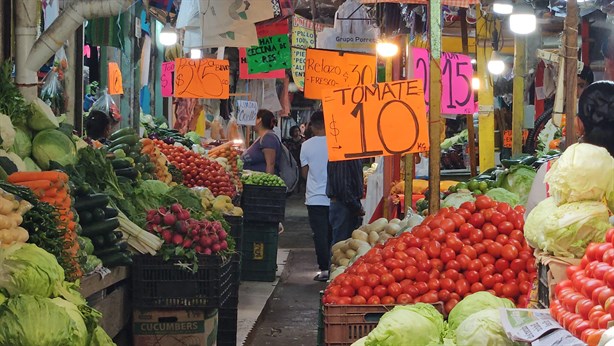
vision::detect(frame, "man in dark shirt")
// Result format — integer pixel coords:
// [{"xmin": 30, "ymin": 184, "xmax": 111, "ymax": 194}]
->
[{"xmin": 326, "ymin": 159, "xmax": 364, "ymax": 245}]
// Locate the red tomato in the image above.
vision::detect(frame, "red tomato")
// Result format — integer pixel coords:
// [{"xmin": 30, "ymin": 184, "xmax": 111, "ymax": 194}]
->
[
  {"xmin": 428, "ymin": 278, "xmax": 440, "ymax": 291},
  {"xmin": 403, "ymin": 284, "xmax": 420, "ymax": 298},
  {"xmin": 445, "ymin": 234, "xmax": 464, "ymax": 253},
  {"xmin": 338, "ymin": 297, "xmax": 352, "ymax": 304},
  {"xmin": 480, "ymin": 264, "xmax": 496, "ymax": 277},
  {"xmin": 576, "ymin": 298, "xmax": 595, "ymax": 320},
  {"xmin": 387, "ymin": 282, "xmax": 402, "ymax": 298},
  {"xmin": 469, "ymin": 229, "xmax": 484, "ymax": 244},
  {"xmin": 594, "ymin": 263, "xmax": 611, "ymax": 281},
  {"xmin": 460, "ymin": 201, "xmax": 477, "ymax": 213},
  {"xmin": 416, "ymin": 271, "xmax": 430, "ymax": 283},
  {"xmin": 352, "ymin": 295, "xmax": 367, "ymax": 304},
  {"xmin": 351, "ymin": 276, "xmax": 365, "ymax": 290},
  {"xmin": 510, "ymin": 259, "xmax": 526, "ymax": 273},
  {"xmin": 471, "ymin": 282, "xmax": 485, "ymax": 293},
  {"xmin": 514, "ymin": 205, "xmax": 526, "ymax": 214},
  {"xmin": 496, "ymin": 234, "xmax": 509, "ymax": 245},
  {"xmin": 421, "ymin": 291, "xmax": 439, "ymax": 303},
  {"xmin": 468, "ymin": 259, "xmax": 483, "ymax": 272},
  {"xmin": 593, "ymin": 286, "xmax": 610, "ymax": 306},
  {"xmin": 526, "ymin": 258, "xmax": 537, "ymax": 273},
  {"xmin": 479, "ymin": 253, "xmax": 496, "ymax": 266},
  {"xmin": 458, "ymin": 223, "xmax": 474, "ymax": 239},
  {"xmin": 449, "ymin": 214, "xmax": 465, "ymax": 228},
  {"xmin": 417, "ymin": 260, "xmax": 432, "ymax": 272},
  {"xmin": 495, "ymin": 259, "xmax": 509, "ymax": 273},
  {"xmin": 502, "ymin": 268, "xmax": 516, "ymax": 282},
  {"xmin": 358, "ymin": 286, "xmax": 373, "ymax": 299},
  {"xmin": 445, "ymin": 299, "xmax": 459, "ymax": 314},
  {"xmin": 443, "ymin": 269, "xmax": 460, "ymax": 281},
  {"xmin": 497, "ymin": 221, "xmax": 514, "ymax": 235},
  {"xmin": 415, "ymin": 282, "xmax": 429, "ymax": 295},
  {"xmin": 456, "ymin": 254, "xmax": 471, "ymax": 270},
  {"xmin": 603, "ymin": 250, "xmax": 614, "ymax": 265},
  {"xmin": 440, "ymin": 219, "xmax": 456, "ymax": 234},
  {"xmin": 456, "ymin": 208, "xmax": 472, "ymax": 221},
  {"xmin": 586, "ymin": 243, "xmax": 600, "ymax": 261},
  {"xmin": 473, "ymin": 243, "xmax": 487, "ymax": 256},
  {"xmin": 597, "ymin": 243, "xmax": 614, "ymax": 262},
  {"xmin": 427, "ymin": 217, "xmax": 443, "ymax": 230},
  {"xmin": 373, "ymin": 285, "xmax": 387, "ymax": 298},
  {"xmin": 487, "ymin": 242, "xmax": 503, "ymax": 258},
  {"xmin": 438, "ymin": 289, "xmax": 451, "ymax": 302},
  {"xmin": 598, "ymin": 287, "xmax": 614, "ymax": 306},
  {"xmin": 502, "ymin": 244, "xmax": 519, "ymax": 261},
  {"xmin": 394, "ymin": 251, "xmax": 409, "ymax": 261},
  {"xmin": 456, "ymin": 279, "xmax": 471, "ymax": 296},
  {"xmin": 445, "ymin": 260, "xmax": 461, "ymax": 271},
  {"xmin": 502, "ymin": 283, "xmax": 520, "ymax": 299},
  {"xmin": 493, "ymin": 282, "xmax": 504, "ymax": 296},
  {"xmin": 582, "ymin": 279, "xmax": 604, "ymax": 299},
  {"xmin": 367, "ymin": 295, "xmax": 381, "ymax": 304},
  {"xmin": 425, "ymin": 241, "xmax": 442, "ymax": 259},
  {"xmin": 482, "ymin": 223, "xmax": 499, "ymax": 240},
  {"xmin": 412, "ymin": 226, "xmax": 430, "ymax": 239},
  {"xmin": 468, "ymin": 213, "xmax": 485, "ymax": 228},
  {"xmin": 430, "ymin": 228, "xmax": 447, "ymax": 242},
  {"xmin": 482, "ymin": 274, "xmax": 496, "ymax": 289},
  {"xmin": 475, "ymin": 195, "xmax": 496, "ymax": 210},
  {"xmin": 490, "ymin": 212, "xmax": 507, "ymax": 227},
  {"xmin": 598, "ymin": 313, "xmax": 613, "ymax": 329},
  {"xmin": 430, "ymin": 259, "xmax": 444, "ymax": 272},
  {"xmin": 404, "ymin": 257, "xmax": 418, "ymax": 267},
  {"xmin": 461, "ymin": 247, "xmax": 478, "ymax": 260},
  {"xmin": 466, "ymin": 270, "xmax": 480, "ymax": 284},
  {"xmin": 381, "ymin": 296, "xmax": 396, "ymax": 304},
  {"xmin": 441, "ymin": 277, "xmax": 456, "ymax": 291},
  {"xmin": 440, "ymin": 248, "xmax": 456, "ymax": 263},
  {"xmin": 509, "ymin": 230, "xmax": 524, "ymax": 242},
  {"xmin": 340, "ymin": 286, "xmax": 355, "ymax": 297},
  {"xmin": 379, "ymin": 273, "xmax": 395, "ymax": 286},
  {"xmin": 606, "ymin": 228, "xmax": 614, "ymax": 243},
  {"xmin": 391, "ymin": 268, "xmax": 405, "ymax": 282},
  {"xmin": 396, "ymin": 293, "xmax": 413, "ymax": 304}
]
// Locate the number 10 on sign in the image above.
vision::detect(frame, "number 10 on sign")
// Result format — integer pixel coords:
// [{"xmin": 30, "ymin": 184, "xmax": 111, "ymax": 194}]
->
[{"xmin": 322, "ymin": 80, "xmax": 430, "ymax": 162}]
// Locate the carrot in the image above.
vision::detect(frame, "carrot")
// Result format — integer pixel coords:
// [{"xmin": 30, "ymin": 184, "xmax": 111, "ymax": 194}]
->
[
  {"xmin": 8, "ymin": 171, "xmax": 68, "ymax": 184},
  {"xmin": 14, "ymin": 179, "xmax": 54, "ymax": 190},
  {"xmin": 208, "ymin": 141, "xmax": 233, "ymax": 156}
]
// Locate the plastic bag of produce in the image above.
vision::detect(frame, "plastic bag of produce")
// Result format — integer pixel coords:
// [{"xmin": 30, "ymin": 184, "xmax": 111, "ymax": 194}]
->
[
  {"xmin": 91, "ymin": 88, "xmax": 121, "ymax": 123},
  {"xmin": 455, "ymin": 309, "xmax": 520, "ymax": 346},
  {"xmin": 545, "ymin": 143, "xmax": 614, "ymax": 205},
  {"xmin": 40, "ymin": 70, "xmax": 66, "ymax": 115},
  {"xmin": 447, "ymin": 292, "xmax": 515, "ymax": 332},
  {"xmin": 365, "ymin": 303, "xmax": 445, "ymax": 346},
  {"xmin": 525, "ymin": 197, "xmax": 612, "ymax": 258}
]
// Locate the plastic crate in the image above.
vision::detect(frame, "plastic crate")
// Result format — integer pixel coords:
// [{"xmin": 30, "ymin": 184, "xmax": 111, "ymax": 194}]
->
[
  {"xmin": 132, "ymin": 254, "xmax": 233, "ymax": 309},
  {"xmin": 317, "ymin": 291, "xmax": 324, "ymax": 346},
  {"xmin": 240, "ymin": 185, "xmax": 286, "ymax": 222},
  {"xmin": 538, "ymin": 262, "xmax": 549, "ymax": 308},
  {"xmin": 323, "ymin": 303, "xmax": 444, "ymax": 346},
  {"xmin": 223, "ymin": 215, "xmax": 244, "ymax": 254},
  {"xmin": 217, "ymin": 306, "xmax": 238, "ymax": 346},
  {"xmin": 241, "ymin": 222, "xmax": 279, "ymax": 282}
]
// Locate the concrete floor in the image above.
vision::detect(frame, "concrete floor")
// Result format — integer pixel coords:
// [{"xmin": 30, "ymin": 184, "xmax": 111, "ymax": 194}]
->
[{"xmin": 239, "ymin": 194, "xmax": 326, "ymax": 346}]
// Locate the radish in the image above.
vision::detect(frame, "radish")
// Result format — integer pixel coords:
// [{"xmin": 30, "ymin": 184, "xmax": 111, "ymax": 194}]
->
[
  {"xmin": 190, "ymin": 229, "xmax": 199, "ymax": 237},
  {"xmin": 152, "ymin": 225, "xmax": 163, "ymax": 234},
  {"xmin": 172, "ymin": 234, "xmax": 184, "ymax": 246},
  {"xmin": 145, "ymin": 223, "xmax": 154, "ymax": 232},
  {"xmin": 178, "ymin": 210, "xmax": 191, "ymax": 221},
  {"xmin": 161, "ymin": 230, "xmax": 173, "ymax": 243},
  {"xmin": 175, "ymin": 220, "xmax": 188, "ymax": 234},
  {"xmin": 212, "ymin": 243, "xmax": 221, "ymax": 252},
  {"xmin": 203, "ymin": 248, "xmax": 212, "ymax": 255},
  {"xmin": 192, "ymin": 236, "xmax": 200, "ymax": 243},
  {"xmin": 195, "ymin": 245, "xmax": 203, "ymax": 253},
  {"xmin": 146, "ymin": 210, "xmax": 157, "ymax": 221},
  {"xmin": 182, "ymin": 239, "xmax": 193, "ymax": 249},
  {"xmin": 210, "ymin": 234, "xmax": 219, "ymax": 243},
  {"xmin": 158, "ymin": 207, "xmax": 167, "ymax": 214},
  {"xmin": 170, "ymin": 203, "xmax": 183, "ymax": 214},
  {"xmin": 151, "ymin": 214, "xmax": 162, "ymax": 225},
  {"xmin": 220, "ymin": 240, "xmax": 228, "ymax": 251},
  {"xmin": 163, "ymin": 213, "xmax": 177, "ymax": 226},
  {"xmin": 218, "ymin": 230, "xmax": 227, "ymax": 241},
  {"xmin": 200, "ymin": 236, "xmax": 212, "ymax": 248}
]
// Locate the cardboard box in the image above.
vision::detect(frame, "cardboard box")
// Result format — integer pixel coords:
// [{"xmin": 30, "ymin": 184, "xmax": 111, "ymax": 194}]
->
[
  {"xmin": 133, "ymin": 309, "xmax": 218, "ymax": 346},
  {"xmin": 537, "ymin": 254, "xmax": 582, "ymax": 307}
]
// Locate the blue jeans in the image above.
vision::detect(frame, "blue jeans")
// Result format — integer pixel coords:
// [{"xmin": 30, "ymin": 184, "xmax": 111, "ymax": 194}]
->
[
  {"xmin": 307, "ymin": 206, "xmax": 332, "ymax": 271},
  {"xmin": 329, "ymin": 201, "xmax": 362, "ymax": 246}
]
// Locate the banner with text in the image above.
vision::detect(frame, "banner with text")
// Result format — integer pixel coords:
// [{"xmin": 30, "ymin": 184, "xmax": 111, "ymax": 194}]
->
[
  {"xmin": 315, "ymin": 27, "xmax": 378, "ymax": 54},
  {"xmin": 173, "ymin": 58, "xmax": 230, "ymax": 99},
  {"xmin": 304, "ymin": 48, "xmax": 376, "ymax": 100},
  {"xmin": 239, "ymin": 48, "xmax": 285, "ymax": 79},
  {"xmin": 160, "ymin": 61, "xmax": 174, "ymax": 97},
  {"xmin": 246, "ymin": 20, "xmax": 291, "ymax": 74},
  {"xmin": 291, "ymin": 15, "xmax": 328, "ymax": 90},
  {"xmin": 322, "ymin": 80, "xmax": 429, "ymax": 162},
  {"xmin": 412, "ymin": 49, "xmax": 475, "ymax": 114},
  {"xmin": 236, "ymin": 100, "xmax": 259, "ymax": 125}
]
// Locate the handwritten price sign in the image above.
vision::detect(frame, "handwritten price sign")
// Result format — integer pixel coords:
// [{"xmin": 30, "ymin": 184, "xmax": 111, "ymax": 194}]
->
[
  {"xmin": 160, "ymin": 62, "xmax": 174, "ymax": 97},
  {"xmin": 236, "ymin": 100, "xmax": 259, "ymax": 126},
  {"xmin": 413, "ymin": 49, "xmax": 474, "ymax": 114},
  {"xmin": 503, "ymin": 130, "xmax": 529, "ymax": 148},
  {"xmin": 239, "ymin": 48, "xmax": 285, "ymax": 79},
  {"xmin": 108, "ymin": 62, "xmax": 123, "ymax": 95},
  {"xmin": 304, "ymin": 48, "xmax": 376, "ymax": 100},
  {"xmin": 174, "ymin": 58, "xmax": 230, "ymax": 99},
  {"xmin": 322, "ymin": 80, "xmax": 430, "ymax": 162}
]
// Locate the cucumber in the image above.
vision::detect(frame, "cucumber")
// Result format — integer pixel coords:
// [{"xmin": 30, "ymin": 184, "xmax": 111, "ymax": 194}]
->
[
  {"xmin": 115, "ymin": 167, "xmax": 138, "ymax": 179},
  {"xmin": 104, "ymin": 232, "xmax": 118, "ymax": 245},
  {"xmin": 94, "ymin": 245, "xmax": 121, "ymax": 257},
  {"xmin": 79, "ymin": 211, "xmax": 93, "ymax": 225},
  {"xmin": 82, "ymin": 218, "xmax": 120, "ymax": 238},
  {"xmin": 109, "ymin": 128, "xmax": 136, "ymax": 141},
  {"xmin": 107, "ymin": 143, "xmax": 130, "ymax": 154},
  {"xmin": 100, "ymin": 252, "xmax": 133, "ymax": 267},
  {"xmin": 75, "ymin": 194, "xmax": 110, "ymax": 212},
  {"xmin": 144, "ymin": 162, "xmax": 156, "ymax": 173},
  {"xmin": 75, "ymin": 183, "xmax": 93, "ymax": 196},
  {"xmin": 92, "ymin": 208, "xmax": 106, "ymax": 222},
  {"xmin": 114, "ymin": 231, "xmax": 124, "ymax": 241},
  {"xmin": 104, "ymin": 207, "xmax": 119, "ymax": 218},
  {"xmin": 109, "ymin": 134, "xmax": 139, "ymax": 148},
  {"xmin": 111, "ymin": 159, "xmax": 133, "ymax": 170},
  {"xmin": 116, "ymin": 176, "xmax": 133, "ymax": 185},
  {"xmin": 92, "ymin": 235, "xmax": 106, "ymax": 248}
]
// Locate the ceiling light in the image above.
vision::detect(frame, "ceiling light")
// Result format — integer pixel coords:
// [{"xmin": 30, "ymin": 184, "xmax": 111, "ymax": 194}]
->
[
  {"xmin": 493, "ymin": 0, "xmax": 514, "ymax": 15},
  {"xmin": 159, "ymin": 22, "xmax": 178, "ymax": 46},
  {"xmin": 472, "ymin": 77, "xmax": 481, "ymax": 90},
  {"xmin": 190, "ymin": 49, "xmax": 202, "ymax": 59},
  {"xmin": 376, "ymin": 41, "xmax": 399, "ymax": 58},
  {"xmin": 487, "ymin": 51, "xmax": 505, "ymax": 75},
  {"xmin": 471, "ymin": 58, "xmax": 477, "ymax": 65},
  {"xmin": 510, "ymin": 3, "xmax": 536, "ymax": 35}
]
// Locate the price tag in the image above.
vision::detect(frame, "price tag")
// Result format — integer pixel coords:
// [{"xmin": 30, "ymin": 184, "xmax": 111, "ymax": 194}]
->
[
  {"xmin": 245, "ymin": 21, "xmax": 291, "ymax": 74},
  {"xmin": 95, "ymin": 266, "xmax": 112, "ymax": 279},
  {"xmin": 503, "ymin": 130, "xmax": 529, "ymax": 148},
  {"xmin": 322, "ymin": 80, "xmax": 429, "ymax": 162},
  {"xmin": 239, "ymin": 48, "xmax": 285, "ymax": 79},
  {"xmin": 108, "ymin": 62, "xmax": 123, "ymax": 95},
  {"xmin": 174, "ymin": 58, "xmax": 230, "ymax": 99},
  {"xmin": 304, "ymin": 48, "xmax": 377, "ymax": 100},
  {"xmin": 236, "ymin": 100, "xmax": 259, "ymax": 125},
  {"xmin": 160, "ymin": 61, "xmax": 174, "ymax": 97}
]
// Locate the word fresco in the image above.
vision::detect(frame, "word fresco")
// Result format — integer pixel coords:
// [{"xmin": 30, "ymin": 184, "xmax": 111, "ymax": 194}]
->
[{"xmin": 322, "ymin": 80, "xmax": 430, "ymax": 162}]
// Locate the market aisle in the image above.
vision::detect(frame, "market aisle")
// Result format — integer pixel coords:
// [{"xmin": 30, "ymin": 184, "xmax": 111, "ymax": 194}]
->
[{"xmin": 244, "ymin": 193, "xmax": 326, "ymax": 345}]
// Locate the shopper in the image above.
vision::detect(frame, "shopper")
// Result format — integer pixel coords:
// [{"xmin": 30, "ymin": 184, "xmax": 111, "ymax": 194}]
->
[
  {"xmin": 284, "ymin": 125, "xmax": 306, "ymax": 193},
  {"xmin": 85, "ymin": 110, "xmax": 113, "ymax": 143},
  {"xmin": 241, "ymin": 109, "xmax": 281, "ymax": 174},
  {"xmin": 327, "ymin": 159, "xmax": 364, "ymax": 245},
  {"xmin": 526, "ymin": 81, "xmax": 614, "ymax": 214},
  {"xmin": 300, "ymin": 111, "xmax": 332, "ymax": 281}
]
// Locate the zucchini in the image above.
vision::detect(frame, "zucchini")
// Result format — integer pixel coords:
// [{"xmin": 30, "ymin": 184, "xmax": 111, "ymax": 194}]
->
[
  {"xmin": 107, "ymin": 143, "xmax": 130, "ymax": 154},
  {"xmin": 115, "ymin": 167, "xmax": 138, "ymax": 179},
  {"xmin": 75, "ymin": 194, "xmax": 110, "ymax": 212},
  {"xmin": 104, "ymin": 207, "xmax": 119, "ymax": 218},
  {"xmin": 144, "ymin": 162, "xmax": 156, "ymax": 173},
  {"xmin": 109, "ymin": 134, "xmax": 139, "ymax": 148},
  {"xmin": 75, "ymin": 182, "xmax": 93, "ymax": 196},
  {"xmin": 92, "ymin": 235, "xmax": 106, "ymax": 248},
  {"xmin": 92, "ymin": 208, "xmax": 106, "ymax": 222},
  {"xmin": 141, "ymin": 173, "xmax": 154, "ymax": 180},
  {"xmin": 99, "ymin": 252, "xmax": 133, "ymax": 267},
  {"xmin": 94, "ymin": 245, "xmax": 121, "ymax": 257},
  {"xmin": 109, "ymin": 128, "xmax": 136, "ymax": 141},
  {"xmin": 104, "ymin": 232, "xmax": 118, "ymax": 245},
  {"xmin": 111, "ymin": 158, "xmax": 133, "ymax": 170},
  {"xmin": 116, "ymin": 176, "xmax": 133, "ymax": 185},
  {"xmin": 128, "ymin": 151, "xmax": 141, "ymax": 160},
  {"xmin": 82, "ymin": 218, "xmax": 120, "ymax": 238}
]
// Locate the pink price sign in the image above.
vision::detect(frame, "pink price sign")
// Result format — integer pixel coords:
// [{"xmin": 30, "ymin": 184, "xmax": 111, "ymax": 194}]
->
[
  {"xmin": 411, "ymin": 49, "xmax": 474, "ymax": 114},
  {"xmin": 161, "ymin": 61, "xmax": 174, "ymax": 97}
]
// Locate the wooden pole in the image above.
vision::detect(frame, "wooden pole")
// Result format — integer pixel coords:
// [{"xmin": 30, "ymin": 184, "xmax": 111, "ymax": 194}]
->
[
  {"xmin": 428, "ymin": 0, "xmax": 442, "ymax": 213},
  {"xmin": 565, "ymin": 0, "xmax": 579, "ymax": 146},
  {"xmin": 460, "ymin": 9, "xmax": 477, "ymax": 176},
  {"xmin": 404, "ymin": 36, "xmax": 414, "ymax": 215},
  {"xmin": 476, "ymin": 6, "xmax": 496, "ymax": 171},
  {"xmin": 512, "ymin": 36, "xmax": 526, "ymax": 155},
  {"xmin": 383, "ymin": 56, "xmax": 394, "ymax": 219}
]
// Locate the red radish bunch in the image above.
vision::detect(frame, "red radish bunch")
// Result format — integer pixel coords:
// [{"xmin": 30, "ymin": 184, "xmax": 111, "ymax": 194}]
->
[
  {"xmin": 323, "ymin": 196, "xmax": 537, "ymax": 314},
  {"xmin": 549, "ymin": 228, "xmax": 614, "ymax": 345},
  {"xmin": 145, "ymin": 203, "xmax": 229, "ymax": 255},
  {"xmin": 153, "ymin": 139, "xmax": 236, "ymax": 197}
]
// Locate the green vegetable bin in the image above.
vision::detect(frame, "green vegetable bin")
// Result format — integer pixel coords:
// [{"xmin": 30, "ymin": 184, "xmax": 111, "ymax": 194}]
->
[{"xmin": 241, "ymin": 222, "xmax": 279, "ymax": 282}]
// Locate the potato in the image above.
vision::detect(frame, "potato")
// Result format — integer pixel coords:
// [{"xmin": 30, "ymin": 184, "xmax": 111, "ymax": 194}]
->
[
  {"xmin": 340, "ymin": 240, "xmax": 350, "ymax": 252},
  {"xmin": 368, "ymin": 218, "xmax": 389, "ymax": 233},
  {"xmin": 349, "ymin": 239, "xmax": 370, "ymax": 251},
  {"xmin": 377, "ymin": 233, "xmax": 392, "ymax": 244},
  {"xmin": 331, "ymin": 241, "xmax": 346, "ymax": 253},
  {"xmin": 332, "ymin": 248, "xmax": 343, "ymax": 262},
  {"xmin": 339, "ymin": 258, "xmax": 350, "ymax": 267},
  {"xmin": 346, "ymin": 249, "xmax": 357, "ymax": 259},
  {"xmin": 351, "ymin": 229, "xmax": 369, "ymax": 242},
  {"xmin": 384, "ymin": 223, "xmax": 401, "ymax": 235},
  {"xmin": 368, "ymin": 231, "xmax": 379, "ymax": 245},
  {"xmin": 389, "ymin": 218, "xmax": 401, "ymax": 225}
]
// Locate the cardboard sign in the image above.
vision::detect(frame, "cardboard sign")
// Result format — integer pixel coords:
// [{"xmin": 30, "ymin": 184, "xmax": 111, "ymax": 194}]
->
[
  {"xmin": 304, "ymin": 48, "xmax": 377, "ymax": 100},
  {"xmin": 412, "ymin": 49, "xmax": 474, "ymax": 114},
  {"xmin": 503, "ymin": 130, "xmax": 529, "ymax": 148},
  {"xmin": 236, "ymin": 100, "xmax": 259, "ymax": 125},
  {"xmin": 174, "ymin": 58, "xmax": 230, "ymax": 99},
  {"xmin": 245, "ymin": 34, "xmax": 291, "ymax": 73},
  {"xmin": 239, "ymin": 48, "xmax": 285, "ymax": 79},
  {"xmin": 160, "ymin": 61, "xmax": 174, "ymax": 97},
  {"xmin": 291, "ymin": 15, "xmax": 328, "ymax": 89},
  {"xmin": 108, "ymin": 62, "xmax": 123, "ymax": 95},
  {"xmin": 322, "ymin": 80, "xmax": 429, "ymax": 162}
]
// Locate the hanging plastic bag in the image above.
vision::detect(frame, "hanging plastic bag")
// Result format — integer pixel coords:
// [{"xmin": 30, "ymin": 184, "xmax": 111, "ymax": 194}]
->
[
  {"xmin": 210, "ymin": 115, "xmax": 225, "ymax": 141},
  {"xmin": 226, "ymin": 116, "xmax": 245, "ymax": 145},
  {"xmin": 40, "ymin": 70, "xmax": 66, "ymax": 115},
  {"xmin": 91, "ymin": 88, "xmax": 121, "ymax": 123}
]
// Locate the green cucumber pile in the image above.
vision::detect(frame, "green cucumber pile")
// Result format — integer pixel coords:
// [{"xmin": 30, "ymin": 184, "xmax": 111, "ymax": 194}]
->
[{"xmin": 106, "ymin": 128, "xmax": 156, "ymax": 183}]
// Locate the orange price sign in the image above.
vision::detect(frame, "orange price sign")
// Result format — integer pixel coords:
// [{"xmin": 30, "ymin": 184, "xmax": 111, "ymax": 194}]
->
[
  {"xmin": 304, "ymin": 48, "xmax": 376, "ymax": 100},
  {"xmin": 322, "ymin": 80, "xmax": 429, "ymax": 162},
  {"xmin": 174, "ymin": 58, "xmax": 230, "ymax": 99},
  {"xmin": 108, "ymin": 62, "xmax": 123, "ymax": 95},
  {"xmin": 503, "ymin": 130, "xmax": 529, "ymax": 148}
]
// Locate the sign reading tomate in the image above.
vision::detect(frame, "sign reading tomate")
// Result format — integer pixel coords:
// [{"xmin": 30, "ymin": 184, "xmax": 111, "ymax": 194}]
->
[
  {"xmin": 322, "ymin": 80, "xmax": 429, "ymax": 162},
  {"xmin": 413, "ymin": 49, "xmax": 475, "ymax": 114},
  {"xmin": 304, "ymin": 48, "xmax": 376, "ymax": 100}
]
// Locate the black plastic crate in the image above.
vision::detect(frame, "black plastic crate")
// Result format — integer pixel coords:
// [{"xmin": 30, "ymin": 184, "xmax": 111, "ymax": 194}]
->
[
  {"xmin": 240, "ymin": 185, "xmax": 286, "ymax": 222},
  {"xmin": 217, "ymin": 306, "xmax": 238, "ymax": 346},
  {"xmin": 132, "ymin": 254, "xmax": 232, "ymax": 309},
  {"xmin": 241, "ymin": 222, "xmax": 279, "ymax": 282},
  {"xmin": 538, "ymin": 262, "xmax": 549, "ymax": 308}
]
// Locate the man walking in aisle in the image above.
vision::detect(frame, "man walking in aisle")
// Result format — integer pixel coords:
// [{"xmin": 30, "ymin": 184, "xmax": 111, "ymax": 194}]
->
[
  {"xmin": 300, "ymin": 111, "xmax": 332, "ymax": 282},
  {"xmin": 327, "ymin": 158, "xmax": 364, "ymax": 246}
]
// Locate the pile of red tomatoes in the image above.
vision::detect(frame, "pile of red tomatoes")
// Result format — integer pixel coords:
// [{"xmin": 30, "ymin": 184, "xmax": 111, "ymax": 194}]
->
[{"xmin": 323, "ymin": 196, "xmax": 537, "ymax": 314}]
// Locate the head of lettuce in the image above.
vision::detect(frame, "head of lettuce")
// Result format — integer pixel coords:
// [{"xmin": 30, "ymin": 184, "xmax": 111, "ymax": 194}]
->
[{"xmin": 365, "ymin": 303, "xmax": 445, "ymax": 346}]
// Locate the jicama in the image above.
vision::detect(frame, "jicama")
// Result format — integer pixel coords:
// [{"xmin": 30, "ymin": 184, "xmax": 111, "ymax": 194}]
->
[
  {"xmin": 117, "ymin": 211, "xmax": 162, "ymax": 255},
  {"xmin": 140, "ymin": 138, "xmax": 172, "ymax": 184}
]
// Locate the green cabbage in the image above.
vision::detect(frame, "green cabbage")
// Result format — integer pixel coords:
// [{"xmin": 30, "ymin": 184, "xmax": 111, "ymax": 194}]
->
[
  {"xmin": 32, "ymin": 129, "xmax": 77, "ymax": 170},
  {"xmin": 23, "ymin": 157, "xmax": 41, "ymax": 171},
  {"xmin": 28, "ymin": 98, "xmax": 60, "ymax": 131},
  {"xmin": 88, "ymin": 326, "xmax": 116, "ymax": 346},
  {"xmin": 496, "ymin": 165, "xmax": 536, "ymax": 206},
  {"xmin": 455, "ymin": 309, "xmax": 519, "ymax": 346},
  {"xmin": 351, "ymin": 337, "xmax": 367, "ymax": 346},
  {"xmin": 10, "ymin": 127, "xmax": 31, "ymax": 159},
  {"xmin": 0, "ymin": 295, "xmax": 87, "ymax": 346},
  {"xmin": 51, "ymin": 298, "xmax": 89, "ymax": 345},
  {"xmin": 525, "ymin": 197, "xmax": 611, "ymax": 258},
  {"xmin": 365, "ymin": 303, "xmax": 445, "ymax": 346},
  {"xmin": 485, "ymin": 188, "xmax": 520, "ymax": 207},
  {"xmin": 545, "ymin": 143, "xmax": 614, "ymax": 205},
  {"xmin": 442, "ymin": 191, "xmax": 475, "ymax": 209},
  {"xmin": 447, "ymin": 292, "xmax": 515, "ymax": 332},
  {"xmin": 0, "ymin": 113, "xmax": 16, "ymax": 150}
]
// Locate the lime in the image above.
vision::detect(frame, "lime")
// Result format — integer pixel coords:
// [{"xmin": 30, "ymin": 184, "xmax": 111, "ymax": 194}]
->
[
  {"xmin": 487, "ymin": 180, "xmax": 497, "ymax": 188},
  {"xmin": 478, "ymin": 181, "xmax": 489, "ymax": 192},
  {"xmin": 467, "ymin": 181, "xmax": 479, "ymax": 191},
  {"xmin": 473, "ymin": 190, "xmax": 484, "ymax": 195},
  {"xmin": 457, "ymin": 182, "xmax": 468, "ymax": 190},
  {"xmin": 448, "ymin": 185, "xmax": 458, "ymax": 193}
]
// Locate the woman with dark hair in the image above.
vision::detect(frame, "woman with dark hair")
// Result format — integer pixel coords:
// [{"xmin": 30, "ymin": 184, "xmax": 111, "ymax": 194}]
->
[
  {"xmin": 85, "ymin": 110, "xmax": 113, "ymax": 143},
  {"xmin": 241, "ymin": 109, "xmax": 282, "ymax": 174},
  {"xmin": 284, "ymin": 125, "xmax": 305, "ymax": 192}
]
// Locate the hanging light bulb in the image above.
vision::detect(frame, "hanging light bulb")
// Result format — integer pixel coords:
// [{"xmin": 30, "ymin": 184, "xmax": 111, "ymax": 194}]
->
[
  {"xmin": 159, "ymin": 21, "xmax": 178, "ymax": 46},
  {"xmin": 493, "ymin": 0, "xmax": 514, "ymax": 15},
  {"xmin": 487, "ymin": 51, "xmax": 505, "ymax": 75},
  {"xmin": 190, "ymin": 49, "xmax": 202, "ymax": 59},
  {"xmin": 509, "ymin": 3, "xmax": 536, "ymax": 35},
  {"xmin": 472, "ymin": 77, "xmax": 481, "ymax": 90},
  {"xmin": 376, "ymin": 40, "xmax": 399, "ymax": 57}
]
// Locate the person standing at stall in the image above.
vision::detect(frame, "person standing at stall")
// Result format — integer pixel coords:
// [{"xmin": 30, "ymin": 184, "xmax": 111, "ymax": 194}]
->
[
  {"xmin": 300, "ymin": 111, "xmax": 332, "ymax": 281},
  {"xmin": 327, "ymin": 158, "xmax": 364, "ymax": 245},
  {"xmin": 284, "ymin": 125, "xmax": 306, "ymax": 193},
  {"xmin": 241, "ymin": 109, "xmax": 281, "ymax": 175}
]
